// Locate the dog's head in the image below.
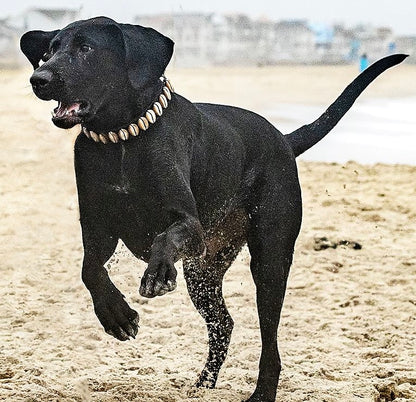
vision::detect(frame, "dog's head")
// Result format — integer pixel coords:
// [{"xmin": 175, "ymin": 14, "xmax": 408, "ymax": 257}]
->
[{"xmin": 20, "ymin": 16, "xmax": 174, "ymax": 131}]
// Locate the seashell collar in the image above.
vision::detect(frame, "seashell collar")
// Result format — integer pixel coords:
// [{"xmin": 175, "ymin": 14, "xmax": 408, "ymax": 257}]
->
[{"xmin": 81, "ymin": 77, "xmax": 174, "ymax": 144}]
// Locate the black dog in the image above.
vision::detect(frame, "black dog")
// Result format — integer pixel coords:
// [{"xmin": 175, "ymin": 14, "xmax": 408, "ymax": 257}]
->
[{"xmin": 20, "ymin": 17, "xmax": 406, "ymax": 402}]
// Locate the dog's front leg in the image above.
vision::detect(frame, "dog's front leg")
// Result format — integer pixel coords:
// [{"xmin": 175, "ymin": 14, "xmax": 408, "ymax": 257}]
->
[
  {"xmin": 81, "ymin": 236, "xmax": 139, "ymax": 341},
  {"xmin": 139, "ymin": 212, "xmax": 205, "ymax": 298}
]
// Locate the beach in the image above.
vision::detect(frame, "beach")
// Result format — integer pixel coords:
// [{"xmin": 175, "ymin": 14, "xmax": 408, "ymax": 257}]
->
[{"xmin": 0, "ymin": 64, "xmax": 415, "ymax": 401}]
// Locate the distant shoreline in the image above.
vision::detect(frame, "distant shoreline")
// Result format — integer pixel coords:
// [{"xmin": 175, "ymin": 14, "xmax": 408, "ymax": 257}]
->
[{"xmin": 266, "ymin": 96, "xmax": 416, "ymax": 165}]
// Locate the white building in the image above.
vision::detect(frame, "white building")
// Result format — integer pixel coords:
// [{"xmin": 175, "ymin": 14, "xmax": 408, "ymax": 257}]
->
[
  {"xmin": 10, "ymin": 7, "xmax": 81, "ymax": 32},
  {"xmin": 2, "ymin": 7, "xmax": 81, "ymax": 67},
  {"xmin": 273, "ymin": 20, "xmax": 315, "ymax": 64}
]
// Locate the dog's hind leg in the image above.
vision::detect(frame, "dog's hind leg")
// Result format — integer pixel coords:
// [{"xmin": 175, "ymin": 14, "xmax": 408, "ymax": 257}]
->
[
  {"xmin": 183, "ymin": 240, "xmax": 243, "ymax": 388},
  {"xmin": 245, "ymin": 168, "xmax": 302, "ymax": 402}
]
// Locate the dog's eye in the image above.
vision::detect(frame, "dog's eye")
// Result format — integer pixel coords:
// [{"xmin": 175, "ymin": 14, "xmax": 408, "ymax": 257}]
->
[{"xmin": 80, "ymin": 44, "xmax": 92, "ymax": 53}]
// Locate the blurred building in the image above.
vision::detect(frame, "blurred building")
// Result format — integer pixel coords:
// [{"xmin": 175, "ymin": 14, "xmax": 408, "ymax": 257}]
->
[
  {"xmin": 354, "ymin": 26, "xmax": 395, "ymax": 61},
  {"xmin": 273, "ymin": 20, "xmax": 315, "ymax": 64},
  {"xmin": 135, "ymin": 13, "xmax": 215, "ymax": 67},
  {"xmin": 136, "ymin": 14, "xmax": 317, "ymax": 66},
  {"xmin": 11, "ymin": 7, "xmax": 80, "ymax": 32},
  {"xmin": 0, "ymin": 7, "xmax": 80, "ymax": 68},
  {"xmin": 1, "ymin": 9, "xmax": 414, "ymax": 68},
  {"xmin": 395, "ymin": 35, "xmax": 416, "ymax": 60},
  {"xmin": 0, "ymin": 19, "xmax": 17, "ymax": 68},
  {"xmin": 136, "ymin": 13, "xmax": 411, "ymax": 66}
]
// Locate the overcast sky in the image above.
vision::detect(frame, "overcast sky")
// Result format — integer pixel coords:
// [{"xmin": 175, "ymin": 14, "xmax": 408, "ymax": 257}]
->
[{"xmin": 2, "ymin": 0, "xmax": 416, "ymax": 35}]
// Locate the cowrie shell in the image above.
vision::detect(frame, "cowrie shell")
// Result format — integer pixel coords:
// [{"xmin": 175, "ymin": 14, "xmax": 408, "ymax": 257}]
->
[
  {"xmin": 153, "ymin": 102, "xmax": 163, "ymax": 117},
  {"xmin": 159, "ymin": 94, "xmax": 168, "ymax": 108},
  {"xmin": 90, "ymin": 131, "xmax": 100, "ymax": 142},
  {"xmin": 108, "ymin": 131, "xmax": 119, "ymax": 143},
  {"xmin": 118, "ymin": 128, "xmax": 129, "ymax": 141},
  {"xmin": 128, "ymin": 123, "xmax": 139, "ymax": 136},
  {"xmin": 138, "ymin": 117, "xmax": 149, "ymax": 131},
  {"xmin": 163, "ymin": 86, "xmax": 171, "ymax": 100},
  {"xmin": 82, "ymin": 127, "xmax": 90, "ymax": 138},
  {"xmin": 165, "ymin": 79, "xmax": 174, "ymax": 93},
  {"xmin": 99, "ymin": 134, "xmax": 109, "ymax": 144},
  {"xmin": 145, "ymin": 109, "xmax": 156, "ymax": 124}
]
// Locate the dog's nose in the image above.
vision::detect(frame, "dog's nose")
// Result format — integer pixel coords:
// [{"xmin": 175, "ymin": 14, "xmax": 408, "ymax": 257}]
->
[{"xmin": 30, "ymin": 69, "xmax": 53, "ymax": 90}]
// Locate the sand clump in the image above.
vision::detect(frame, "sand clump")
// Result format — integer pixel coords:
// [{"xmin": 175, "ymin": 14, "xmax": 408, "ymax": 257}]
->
[{"xmin": 1, "ymin": 66, "xmax": 415, "ymax": 401}]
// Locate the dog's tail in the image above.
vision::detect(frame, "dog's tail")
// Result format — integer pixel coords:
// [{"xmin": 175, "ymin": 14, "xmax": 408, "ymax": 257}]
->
[{"xmin": 285, "ymin": 54, "xmax": 408, "ymax": 157}]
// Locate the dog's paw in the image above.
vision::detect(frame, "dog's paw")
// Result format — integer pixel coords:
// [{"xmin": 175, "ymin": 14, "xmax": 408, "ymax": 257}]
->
[
  {"xmin": 139, "ymin": 259, "xmax": 177, "ymax": 298},
  {"xmin": 93, "ymin": 288, "xmax": 139, "ymax": 341}
]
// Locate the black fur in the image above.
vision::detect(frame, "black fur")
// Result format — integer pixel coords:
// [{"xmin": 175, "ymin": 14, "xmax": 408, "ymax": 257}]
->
[{"xmin": 20, "ymin": 16, "xmax": 406, "ymax": 402}]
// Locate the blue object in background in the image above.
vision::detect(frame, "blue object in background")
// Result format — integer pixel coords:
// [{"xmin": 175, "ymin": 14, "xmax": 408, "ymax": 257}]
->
[
  {"xmin": 388, "ymin": 42, "xmax": 397, "ymax": 54},
  {"xmin": 349, "ymin": 39, "xmax": 360, "ymax": 61},
  {"xmin": 359, "ymin": 54, "xmax": 369, "ymax": 72}
]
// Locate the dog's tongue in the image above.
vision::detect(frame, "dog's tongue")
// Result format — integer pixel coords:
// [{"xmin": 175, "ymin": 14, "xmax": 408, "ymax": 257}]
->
[{"xmin": 55, "ymin": 101, "xmax": 81, "ymax": 118}]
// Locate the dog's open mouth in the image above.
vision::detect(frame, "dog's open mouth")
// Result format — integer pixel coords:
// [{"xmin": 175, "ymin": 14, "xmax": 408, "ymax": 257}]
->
[{"xmin": 52, "ymin": 101, "xmax": 90, "ymax": 128}]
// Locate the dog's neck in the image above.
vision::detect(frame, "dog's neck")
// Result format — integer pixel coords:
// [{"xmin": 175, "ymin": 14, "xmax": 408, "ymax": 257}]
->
[{"xmin": 81, "ymin": 77, "xmax": 174, "ymax": 144}]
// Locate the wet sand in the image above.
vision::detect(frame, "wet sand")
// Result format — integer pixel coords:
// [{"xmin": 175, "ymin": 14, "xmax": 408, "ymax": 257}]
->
[{"xmin": 1, "ymin": 65, "xmax": 415, "ymax": 401}]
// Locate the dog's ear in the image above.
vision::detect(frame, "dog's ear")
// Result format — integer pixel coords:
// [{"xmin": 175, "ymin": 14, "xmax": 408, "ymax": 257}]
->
[
  {"xmin": 118, "ymin": 24, "xmax": 174, "ymax": 89},
  {"xmin": 20, "ymin": 30, "xmax": 60, "ymax": 69}
]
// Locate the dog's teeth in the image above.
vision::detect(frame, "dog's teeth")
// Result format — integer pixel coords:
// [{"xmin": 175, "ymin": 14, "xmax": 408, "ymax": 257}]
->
[
  {"xmin": 108, "ymin": 131, "xmax": 119, "ymax": 143},
  {"xmin": 138, "ymin": 117, "xmax": 149, "ymax": 131},
  {"xmin": 118, "ymin": 129, "xmax": 129, "ymax": 141},
  {"xmin": 153, "ymin": 102, "xmax": 163, "ymax": 117},
  {"xmin": 99, "ymin": 134, "xmax": 109, "ymax": 144},
  {"xmin": 159, "ymin": 94, "xmax": 168, "ymax": 109},
  {"xmin": 90, "ymin": 131, "xmax": 100, "ymax": 143},
  {"xmin": 162, "ymin": 86, "xmax": 171, "ymax": 101},
  {"xmin": 128, "ymin": 124, "xmax": 139, "ymax": 137},
  {"xmin": 145, "ymin": 109, "xmax": 156, "ymax": 124}
]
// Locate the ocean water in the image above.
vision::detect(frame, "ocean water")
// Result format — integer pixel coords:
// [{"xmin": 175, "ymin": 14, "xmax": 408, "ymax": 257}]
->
[{"xmin": 268, "ymin": 97, "xmax": 416, "ymax": 165}]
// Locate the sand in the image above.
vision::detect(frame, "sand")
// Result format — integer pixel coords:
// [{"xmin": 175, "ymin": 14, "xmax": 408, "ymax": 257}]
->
[{"xmin": 0, "ymin": 64, "xmax": 415, "ymax": 401}]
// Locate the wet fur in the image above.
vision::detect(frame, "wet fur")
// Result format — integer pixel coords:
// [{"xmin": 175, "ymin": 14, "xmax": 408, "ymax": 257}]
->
[{"xmin": 21, "ymin": 17, "xmax": 406, "ymax": 402}]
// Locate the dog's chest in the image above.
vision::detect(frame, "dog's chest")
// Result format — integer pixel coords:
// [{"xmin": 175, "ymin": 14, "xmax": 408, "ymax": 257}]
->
[
  {"xmin": 76, "ymin": 142, "xmax": 169, "ymax": 227},
  {"xmin": 92, "ymin": 177, "xmax": 167, "ymax": 256},
  {"xmin": 101, "ymin": 175, "xmax": 164, "ymax": 225}
]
